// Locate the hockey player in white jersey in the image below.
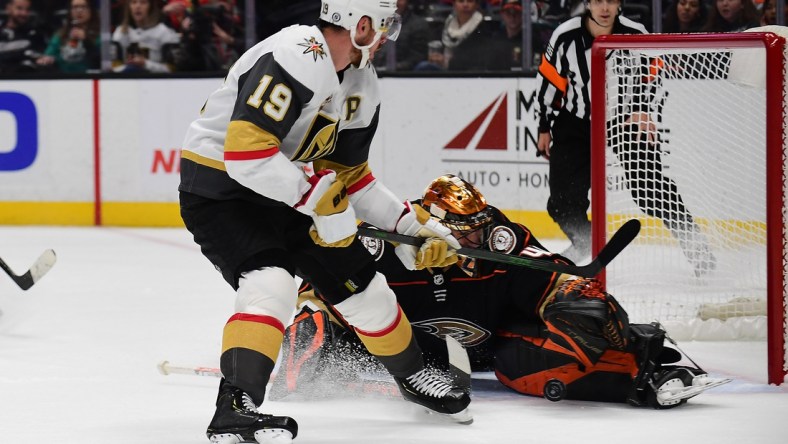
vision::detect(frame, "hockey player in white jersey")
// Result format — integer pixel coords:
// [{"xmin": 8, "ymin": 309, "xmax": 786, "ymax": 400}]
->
[{"xmin": 178, "ymin": 1, "xmax": 470, "ymax": 443}]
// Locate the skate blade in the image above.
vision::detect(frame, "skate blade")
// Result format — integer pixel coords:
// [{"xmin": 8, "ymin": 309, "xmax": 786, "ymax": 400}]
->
[
  {"xmin": 209, "ymin": 434, "xmax": 243, "ymax": 444},
  {"xmin": 659, "ymin": 377, "xmax": 732, "ymax": 403},
  {"xmin": 208, "ymin": 429, "xmax": 294, "ymax": 444},
  {"xmin": 422, "ymin": 407, "xmax": 473, "ymax": 425},
  {"xmin": 254, "ymin": 428, "xmax": 295, "ymax": 444}
]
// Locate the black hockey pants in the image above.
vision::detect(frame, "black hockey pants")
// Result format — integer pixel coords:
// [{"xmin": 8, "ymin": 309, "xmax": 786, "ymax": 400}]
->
[{"xmin": 547, "ymin": 112, "xmax": 591, "ymax": 249}]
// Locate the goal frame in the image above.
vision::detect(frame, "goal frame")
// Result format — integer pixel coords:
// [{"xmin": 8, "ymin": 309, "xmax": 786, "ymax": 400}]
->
[{"xmin": 590, "ymin": 33, "xmax": 786, "ymax": 385}]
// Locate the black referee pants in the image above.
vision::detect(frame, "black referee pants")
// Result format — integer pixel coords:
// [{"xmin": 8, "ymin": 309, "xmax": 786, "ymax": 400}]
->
[{"xmin": 547, "ymin": 112, "xmax": 591, "ymax": 250}]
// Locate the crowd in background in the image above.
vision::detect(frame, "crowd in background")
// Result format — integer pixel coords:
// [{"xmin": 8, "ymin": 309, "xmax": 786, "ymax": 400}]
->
[
  {"xmin": 0, "ymin": 0, "xmax": 785, "ymax": 75},
  {"xmin": 0, "ymin": 0, "xmax": 245, "ymax": 74}
]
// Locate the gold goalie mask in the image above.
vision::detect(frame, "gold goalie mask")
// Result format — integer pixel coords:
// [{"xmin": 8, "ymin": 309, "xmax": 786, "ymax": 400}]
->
[{"xmin": 420, "ymin": 175, "xmax": 494, "ymax": 276}]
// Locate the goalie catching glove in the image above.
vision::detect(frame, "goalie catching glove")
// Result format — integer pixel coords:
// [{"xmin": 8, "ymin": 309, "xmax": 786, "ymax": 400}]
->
[
  {"xmin": 395, "ymin": 201, "xmax": 460, "ymax": 270},
  {"xmin": 294, "ymin": 170, "xmax": 357, "ymax": 248}
]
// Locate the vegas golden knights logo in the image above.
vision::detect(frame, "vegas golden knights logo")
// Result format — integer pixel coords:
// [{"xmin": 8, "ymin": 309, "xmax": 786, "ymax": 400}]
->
[{"xmin": 293, "ymin": 112, "xmax": 338, "ymax": 161}]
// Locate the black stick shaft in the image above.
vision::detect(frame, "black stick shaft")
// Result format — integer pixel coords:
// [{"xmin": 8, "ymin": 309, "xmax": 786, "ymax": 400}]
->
[{"xmin": 357, "ymin": 219, "xmax": 640, "ymax": 278}]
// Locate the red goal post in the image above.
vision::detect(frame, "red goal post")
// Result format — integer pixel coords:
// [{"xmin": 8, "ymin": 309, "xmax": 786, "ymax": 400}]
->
[{"xmin": 590, "ymin": 32, "xmax": 787, "ymax": 385}]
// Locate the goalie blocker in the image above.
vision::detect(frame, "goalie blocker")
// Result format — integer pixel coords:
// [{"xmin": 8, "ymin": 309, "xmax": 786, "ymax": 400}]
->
[{"xmin": 495, "ymin": 277, "xmax": 728, "ymax": 408}]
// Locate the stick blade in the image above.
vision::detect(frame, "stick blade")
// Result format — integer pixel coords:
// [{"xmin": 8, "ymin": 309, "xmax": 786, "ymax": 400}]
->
[
  {"xmin": 29, "ymin": 249, "xmax": 57, "ymax": 285},
  {"xmin": 1, "ymin": 249, "xmax": 57, "ymax": 290},
  {"xmin": 595, "ymin": 219, "xmax": 640, "ymax": 268},
  {"xmin": 446, "ymin": 335, "xmax": 471, "ymax": 392}
]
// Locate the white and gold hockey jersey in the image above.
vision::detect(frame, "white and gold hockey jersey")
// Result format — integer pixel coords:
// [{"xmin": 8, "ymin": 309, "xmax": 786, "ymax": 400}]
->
[{"xmin": 180, "ymin": 24, "xmax": 403, "ymax": 229}]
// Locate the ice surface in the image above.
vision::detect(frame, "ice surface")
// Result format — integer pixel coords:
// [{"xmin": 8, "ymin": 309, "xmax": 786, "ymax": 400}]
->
[{"xmin": 1, "ymin": 227, "xmax": 787, "ymax": 443}]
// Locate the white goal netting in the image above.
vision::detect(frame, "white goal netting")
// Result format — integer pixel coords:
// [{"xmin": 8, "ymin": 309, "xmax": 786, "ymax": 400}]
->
[{"xmin": 591, "ymin": 31, "xmax": 787, "ymax": 384}]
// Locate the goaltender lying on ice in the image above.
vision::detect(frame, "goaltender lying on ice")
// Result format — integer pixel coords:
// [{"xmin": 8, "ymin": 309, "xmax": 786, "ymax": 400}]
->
[{"xmin": 270, "ymin": 175, "xmax": 731, "ymax": 409}]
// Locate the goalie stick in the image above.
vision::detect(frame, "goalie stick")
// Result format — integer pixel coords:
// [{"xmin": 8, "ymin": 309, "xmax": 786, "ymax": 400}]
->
[
  {"xmin": 446, "ymin": 335, "xmax": 471, "ymax": 393},
  {"xmin": 0, "ymin": 249, "xmax": 57, "ymax": 290},
  {"xmin": 358, "ymin": 219, "xmax": 641, "ymax": 278}
]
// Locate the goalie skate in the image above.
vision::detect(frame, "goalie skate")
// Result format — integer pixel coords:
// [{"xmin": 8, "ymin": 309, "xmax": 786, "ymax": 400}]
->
[
  {"xmin": 649, "ymin": 367, "xmax": 731, "ymax": 408},
  {"xmin": 656, "ymin": 372, "xmax": 732, "ymax": 405}
]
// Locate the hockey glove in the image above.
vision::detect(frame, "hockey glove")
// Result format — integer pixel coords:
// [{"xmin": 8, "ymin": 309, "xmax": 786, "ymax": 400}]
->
[
  {"xmin": 295, "ymin": 170, "xmax": 357, "ymax": 248},
  {"xmin": 394, "ymin": 202, "xmax": 460, "ymax": 270}
]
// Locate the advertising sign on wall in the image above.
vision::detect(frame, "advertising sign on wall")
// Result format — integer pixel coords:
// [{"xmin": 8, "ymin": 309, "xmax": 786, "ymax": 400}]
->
[{"xmin": 0, "ymin": 77, "xmax": 562, "ymax": 235}]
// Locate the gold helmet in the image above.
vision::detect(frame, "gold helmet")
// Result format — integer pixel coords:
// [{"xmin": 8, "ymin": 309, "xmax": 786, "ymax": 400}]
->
[{"xmin": 421, "ymin": 175, "xmax": 494, "ymax": 241}]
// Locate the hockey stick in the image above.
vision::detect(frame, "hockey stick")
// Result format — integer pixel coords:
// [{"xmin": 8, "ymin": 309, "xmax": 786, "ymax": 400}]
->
[
  {"xmin": 158, "ymin": 360, "xmax": 403, "ymax": 398},
  {"xmin": 446, "ymin": 335, "xmax": 472, "ymax": 393},
  {"xmin": 158, "ymin": 360, "xmax": 223, "ymax": 378},
  {"xmin": 0, "ymin": 249, "xmax": 57, "ymax": 290},
  {"xmin": 357, "ymin": 219, "xmax": 641, "ymax": 278},
  {"xmin": 160, "ymin": 337, "xmax": 473, "ymax": 396}
]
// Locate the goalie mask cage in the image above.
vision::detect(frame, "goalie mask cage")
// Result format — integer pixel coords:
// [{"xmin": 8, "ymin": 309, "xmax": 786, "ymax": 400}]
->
[{"xmin": 590, "ymin": 32, "xmax": 787, "ymax": 385}]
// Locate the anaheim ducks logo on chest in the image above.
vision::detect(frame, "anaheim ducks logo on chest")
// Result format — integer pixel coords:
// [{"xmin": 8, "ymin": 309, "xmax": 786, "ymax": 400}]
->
[{"xmin": 411, "ymin": 318, "xmax": 491, "ymax": 347}]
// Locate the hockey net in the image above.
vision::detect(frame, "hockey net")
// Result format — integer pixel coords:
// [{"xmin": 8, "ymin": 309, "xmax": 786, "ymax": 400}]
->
[{"xmin": 590, "ymin": 31, "xmax": 787, "ymax": 385}]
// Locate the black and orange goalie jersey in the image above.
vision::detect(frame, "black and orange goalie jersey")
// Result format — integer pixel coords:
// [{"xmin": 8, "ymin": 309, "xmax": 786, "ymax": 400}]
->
[{"xmin": 356, "ymin": 205, "xmax": 570, "ymax": 371}]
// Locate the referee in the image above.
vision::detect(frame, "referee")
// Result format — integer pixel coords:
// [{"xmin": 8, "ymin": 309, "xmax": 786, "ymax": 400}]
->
[{"xmin": 535, "ymin": 0, "xmax": 646, "ymax": 262}]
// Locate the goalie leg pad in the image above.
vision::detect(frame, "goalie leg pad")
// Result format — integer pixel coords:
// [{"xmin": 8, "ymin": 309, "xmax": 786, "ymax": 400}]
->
[
  {"xmin": 542, "ymin": 278, "xmax": 630, "ymax": 367},
  {"xmin": 494, "ymin": 332, "xmax": 638, "ymax": 403},
  {"xmin": 269, "ymin": 306, "xmax": 334, "ymax": 400}
]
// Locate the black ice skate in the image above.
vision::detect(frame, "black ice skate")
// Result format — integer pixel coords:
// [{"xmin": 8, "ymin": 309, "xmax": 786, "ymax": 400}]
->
[
  {"xmin": 646, "ymin": 366, "xmax": 731, "ymax": 409},
  {"xmin": 207, "ymin": 380, "xmax": 298, "ymax": 444},
  {"xmin": 393, "ymin": 367, "xmax": 472, "ymax": 424}
]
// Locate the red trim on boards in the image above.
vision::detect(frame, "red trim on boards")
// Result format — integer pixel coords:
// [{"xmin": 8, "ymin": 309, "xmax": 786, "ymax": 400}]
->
[{"xmin": 93, "ymin": 79, "xmax": 102, "ymax": 226}]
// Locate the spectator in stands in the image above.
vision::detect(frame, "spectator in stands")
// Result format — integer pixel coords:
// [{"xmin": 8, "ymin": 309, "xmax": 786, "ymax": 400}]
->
[
  {"xmin": 442, "ymin": 0, "xmax": 505, "ymax": 71},
  {"xmin": 161, "ymin": 0, "xmax": 190, "ymax": 32},
  {"xmin": 0, "ymin": 0, "xmax": 49, "ymax": 73},
  {"xmin": 759, "ymin": 0, "xmax": 787, "ymax": 25},
  {"xmin": 490, "ymin": 0, "xmax": 525, "ymax": 70},
  {"xmin": 176, "ymin": 0, "xmax": 243, "ymax": 71},
  {"xmin": 257, "ymin": 0, "xmax": 320, "ymax": 42},
  {"xmin": 702, "ymin": 0, "xmax": 760, "ymax": 31},
  {"xmin": 663, "ymin": 0, "xmax": 708, "ymax": 32},
  {"xmin": 543, "ymin": 0, "xmax": 573, "ymax": 22},
  {"xmin": 490, "ymin": 0, "xmax": 554, "ymax": 70},
  {"xmin": 31, "ymin": 0, "xmax": 70, "ymax": 36},
  {"xmin": 374, "ymin": 0, "xmax": 429, "ymax": 71},
  {"xmin": 413, "ymin": 39, "xmax": 446, "ymax": 70},
  {"xmin": 112, "ymin": 0, "xmax": 180, "ymax": 73},
  {"xmin": 35, "ymin": 0, "xmax": 99, "ymax": 73}
]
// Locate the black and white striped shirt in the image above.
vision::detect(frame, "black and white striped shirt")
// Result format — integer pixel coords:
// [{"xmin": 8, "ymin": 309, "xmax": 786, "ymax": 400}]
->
[{"xmin": 536, "ymin": 14, "xmax": 647, "ymax": 132}]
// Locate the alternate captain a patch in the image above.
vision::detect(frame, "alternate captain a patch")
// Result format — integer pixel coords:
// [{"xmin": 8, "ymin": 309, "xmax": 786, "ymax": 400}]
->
[
  {"xmin": 488, "ymin": 226, "xmax": 516, "ymax": 254},
  {"xmin": 298, "ymin": 36, "xmax": 326, "ymax": 61}
]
